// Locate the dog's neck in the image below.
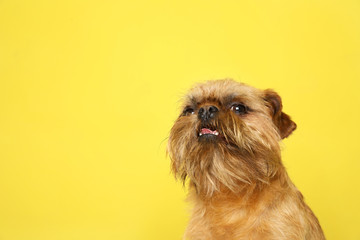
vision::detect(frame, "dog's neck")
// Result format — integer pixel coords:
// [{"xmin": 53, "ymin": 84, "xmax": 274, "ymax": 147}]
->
[{"xmin": 189, "ymin": 165, "xmax": 293, "ymax": 205}]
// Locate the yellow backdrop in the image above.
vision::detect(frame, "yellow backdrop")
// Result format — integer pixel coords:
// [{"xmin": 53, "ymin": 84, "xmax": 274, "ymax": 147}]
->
[{"xmin": 1, "ymin": 0, "xmax": 359, "ymax": 239}]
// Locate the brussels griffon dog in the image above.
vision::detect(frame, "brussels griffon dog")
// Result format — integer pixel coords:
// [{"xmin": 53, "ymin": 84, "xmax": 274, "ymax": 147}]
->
[{"xmin": 167, "ymin": 79, "xmax": 325, "ymax": 240}]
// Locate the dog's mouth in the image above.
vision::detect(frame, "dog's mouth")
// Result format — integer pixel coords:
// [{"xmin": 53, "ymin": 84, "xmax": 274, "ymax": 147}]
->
[
  {"xmin": 199, "ymin": 128, "xmax": 219, "ymax": 136},
  {"xmin": 198, "ymin": 122, "xmax": 221, "ymax": 140}
]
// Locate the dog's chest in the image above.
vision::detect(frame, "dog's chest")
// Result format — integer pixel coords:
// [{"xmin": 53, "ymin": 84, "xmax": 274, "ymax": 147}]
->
[
  {"xmin": 206, "ymin": 204, "xmax": 268, "ymax": 239},
  {"xmin": 186, "ymin": 199, "xmax": 272, "ymax": 240}
]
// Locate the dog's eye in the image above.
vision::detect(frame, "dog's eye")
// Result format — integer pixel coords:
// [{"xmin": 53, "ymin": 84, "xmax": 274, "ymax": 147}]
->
[
  {"xmin": 183, "ymin": 107, "xmax": 195, "ymax": 116},
  {"xmin": 231, "ymin": 104, "xmax": 248, "ymax": 115}
]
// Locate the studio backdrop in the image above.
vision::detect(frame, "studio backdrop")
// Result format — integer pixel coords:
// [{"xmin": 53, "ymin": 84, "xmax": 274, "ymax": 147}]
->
[{"xmin": 0, "ymin": 0, "xmax": 359, "ymax": 239}]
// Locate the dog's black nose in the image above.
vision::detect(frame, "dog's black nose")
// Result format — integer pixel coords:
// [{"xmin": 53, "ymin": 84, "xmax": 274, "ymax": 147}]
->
[{"xmin": 198, "ymin": 105, "xmax": 219, "ymax": 121}]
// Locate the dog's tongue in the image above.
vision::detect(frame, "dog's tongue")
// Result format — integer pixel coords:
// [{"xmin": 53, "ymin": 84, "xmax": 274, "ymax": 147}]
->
[{"xmin": 200, "ymin": 128, "xmax": 218, "ymax": 135}]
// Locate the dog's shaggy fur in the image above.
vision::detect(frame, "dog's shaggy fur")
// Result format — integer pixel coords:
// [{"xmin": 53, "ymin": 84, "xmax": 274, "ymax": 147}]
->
[{"xmin": 167, "ymin": 79, "xmax": 325, "ymax": 240}]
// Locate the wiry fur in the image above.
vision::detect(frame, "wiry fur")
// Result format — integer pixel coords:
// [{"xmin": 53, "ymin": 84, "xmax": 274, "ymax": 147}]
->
[{"xmin": 167, "ymin": 79, "xmax": 325, "ymax": 240}]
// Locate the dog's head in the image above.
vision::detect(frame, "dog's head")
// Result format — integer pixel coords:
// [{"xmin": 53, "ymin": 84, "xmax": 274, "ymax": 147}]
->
[{"xmin": 167, "ymin": 79, "xmax": 296, "ymax": 196}]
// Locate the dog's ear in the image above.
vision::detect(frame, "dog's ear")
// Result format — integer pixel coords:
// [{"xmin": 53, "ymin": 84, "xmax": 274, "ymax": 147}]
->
[{"xmin": 263, "ymin": 89, "xmax": 297, "ymax": 139}]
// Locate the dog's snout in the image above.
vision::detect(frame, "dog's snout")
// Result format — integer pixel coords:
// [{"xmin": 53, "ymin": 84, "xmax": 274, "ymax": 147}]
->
[{"xmin": 198, "ymin": 105, "xmax": 219, "ymax": 121}]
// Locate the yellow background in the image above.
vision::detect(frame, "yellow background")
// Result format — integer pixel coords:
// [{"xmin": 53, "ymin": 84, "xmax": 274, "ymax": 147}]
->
[{"xmin": 1, "ymin": 0, "xmax": 359, "ymax": 239}]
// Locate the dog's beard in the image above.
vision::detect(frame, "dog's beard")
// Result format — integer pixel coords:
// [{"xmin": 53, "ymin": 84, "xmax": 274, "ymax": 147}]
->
[{"xmin": 168, "ymin": 113, "xmax": 282, "ymax": 197}]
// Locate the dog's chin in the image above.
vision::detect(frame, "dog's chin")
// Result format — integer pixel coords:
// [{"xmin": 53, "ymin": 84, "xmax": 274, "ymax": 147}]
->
[{"xmin": 198, "ymin": 134, "xmax": 221, "ymax": 144}]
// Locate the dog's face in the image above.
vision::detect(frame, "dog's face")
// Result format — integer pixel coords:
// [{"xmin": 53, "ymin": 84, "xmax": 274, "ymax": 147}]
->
[{"xmin": 167, "ymin": 80, "xmax": 296, "ymax": 196}]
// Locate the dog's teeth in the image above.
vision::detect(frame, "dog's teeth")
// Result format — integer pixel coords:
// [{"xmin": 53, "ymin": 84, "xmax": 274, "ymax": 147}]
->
[
  {"xmin": 215, "ymin": 132, "xmax": 219, "ymax": 135},
  {"xmin": 199, "ymin": 133, "xmax": 202, "ymax": 136}
]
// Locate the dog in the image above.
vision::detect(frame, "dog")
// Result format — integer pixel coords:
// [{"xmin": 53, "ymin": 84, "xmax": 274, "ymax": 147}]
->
[{"xmin": 167, "ymin": 79, "xmax": 325, "ymax": 240}]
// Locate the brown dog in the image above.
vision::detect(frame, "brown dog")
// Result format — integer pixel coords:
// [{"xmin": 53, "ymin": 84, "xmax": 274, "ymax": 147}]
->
[{"xmin": 167, "ymin": 79, "xmax": 325, "ymax": 240}]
